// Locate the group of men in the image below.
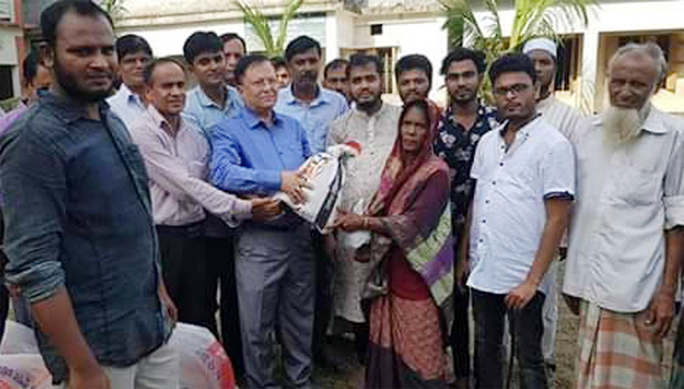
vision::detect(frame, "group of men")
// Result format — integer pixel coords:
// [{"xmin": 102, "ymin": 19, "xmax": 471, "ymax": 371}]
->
[{"xmin": 0, "ymin": 1, "xmax": 683, "ymax": 389}]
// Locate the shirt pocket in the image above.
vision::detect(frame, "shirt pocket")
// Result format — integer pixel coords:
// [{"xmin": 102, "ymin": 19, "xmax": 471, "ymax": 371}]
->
[{"xmin": 612, "ymin": 167, "xmax": 661, "ymax": 206}]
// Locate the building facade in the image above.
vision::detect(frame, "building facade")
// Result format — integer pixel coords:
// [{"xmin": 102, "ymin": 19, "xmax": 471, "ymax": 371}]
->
[
  {"xmin": 13, "ymin": 0, "xmax": 684, "ymax": 114},
  {"xmin": 0, "ymin": 0, "xmax": 25, "ymax": 104}
]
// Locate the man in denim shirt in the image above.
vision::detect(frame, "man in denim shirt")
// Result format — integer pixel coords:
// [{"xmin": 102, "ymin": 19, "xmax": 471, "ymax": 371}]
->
[{"xmin": 0, "ymin": 2, "xmax": 177, "ymax": 388}]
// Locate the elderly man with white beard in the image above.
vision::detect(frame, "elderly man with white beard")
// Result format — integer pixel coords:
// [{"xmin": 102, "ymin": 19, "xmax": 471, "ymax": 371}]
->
[{"xmin": 563, "ymin": 42, "xmax": 684, "ymax": 388}]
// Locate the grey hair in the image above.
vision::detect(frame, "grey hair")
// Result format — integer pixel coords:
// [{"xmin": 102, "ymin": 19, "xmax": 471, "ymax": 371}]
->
[{"xmin": 608, "ymin": 42, "xmax": 668, "ymax": 86}]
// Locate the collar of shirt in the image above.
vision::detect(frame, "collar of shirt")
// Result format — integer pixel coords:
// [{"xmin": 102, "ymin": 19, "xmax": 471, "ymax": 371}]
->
[
  {"xmin": 281, "ymin": 84, "xmax": 332, "ymax": 108},
  {"xmin": 118, "ymin": 84, "xmax": 144, "ymax": 108},
  {"xmin": 591, "ymin": 104, "xmax": 668, "ymax": 135},
  {"xmin": 240, "ymin": 106, "xmax": 284, "ymax": 129},
  {"xmin": 41, "ymin": 92, "xmax": 110, "ymax": 124},
  {"xmin": 496, "ymin": 114, "xmax": 544, "ymax": 153},
  {"xmin": 443, "ymin": 103, "xmax": 497, "ymax": 128},
  {"xmin": 195, "ymin": 84, "xmax": 242, "ymax": 112}
]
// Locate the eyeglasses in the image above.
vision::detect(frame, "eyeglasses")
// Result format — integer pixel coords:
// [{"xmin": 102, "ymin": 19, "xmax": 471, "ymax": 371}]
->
[{"xmin": 493, "ymin": 83, "xmax": 532, "ymax": 97}]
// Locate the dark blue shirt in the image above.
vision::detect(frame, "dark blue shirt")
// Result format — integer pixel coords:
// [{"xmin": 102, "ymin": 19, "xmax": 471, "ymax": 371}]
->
[{"xmin": 0, "ymin": 93, "xmax": 171, "ymax": 383}]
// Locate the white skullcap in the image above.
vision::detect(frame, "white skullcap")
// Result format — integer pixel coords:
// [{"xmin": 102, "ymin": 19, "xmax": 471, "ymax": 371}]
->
[{"xmin": 523, "ymin": 38, "xmax": 557, "ymax": 59}]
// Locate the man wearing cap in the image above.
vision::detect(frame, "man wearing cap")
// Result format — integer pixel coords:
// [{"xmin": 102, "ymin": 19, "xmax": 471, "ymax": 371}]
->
[
  {"xmin": 523, "ymin": 37, "xmax": 586, "ymax": 372},
  {"xmin": 523, "ymin": 37, "xmax": 586, "ymax": 141}
]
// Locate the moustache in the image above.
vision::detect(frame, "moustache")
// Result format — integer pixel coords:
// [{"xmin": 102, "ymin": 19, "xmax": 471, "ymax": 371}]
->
[{"xmin": 300, "ymin": 71, "xmax": 318, "ymax": 81}]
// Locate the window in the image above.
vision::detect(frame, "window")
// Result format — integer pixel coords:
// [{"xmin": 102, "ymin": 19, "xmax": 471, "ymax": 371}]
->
[
  {"xmin": 556, "ymin": 35, "xmax": 582, "ymax": 92},
  {"xmin": 0, "ymin": 0, "xmax": 12, "ymax": 20},
  {"xmin": 370, "ymin": 24, "xmax": 383, "ymax": 36},
  {"xmin": 0, "ymin": 65, "xmax": 14, "ymax": 100}
]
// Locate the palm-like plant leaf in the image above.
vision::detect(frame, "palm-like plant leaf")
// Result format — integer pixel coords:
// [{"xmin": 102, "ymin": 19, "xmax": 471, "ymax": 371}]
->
[
  {"xmin": 237, "ymin": 0, "xmax": 304, "ymax": 57},
  {"xmin": 275, "ymin": 0, "xmax": 304, "ymax": 55}
]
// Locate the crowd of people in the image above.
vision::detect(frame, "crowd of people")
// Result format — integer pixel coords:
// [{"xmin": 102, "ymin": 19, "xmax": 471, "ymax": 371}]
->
[{"xmin": 0, "ymin": 0, "xmax": 683, "ymax": 388}]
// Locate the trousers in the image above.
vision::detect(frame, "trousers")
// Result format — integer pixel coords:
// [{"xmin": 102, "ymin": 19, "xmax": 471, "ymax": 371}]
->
[
  {"xmin": 236, "ymin": 224, "xmax": 315, "ymax": 389},
  {"xmin": 472, "ymin": 288, "xmax": 547, "ymax": 389}
]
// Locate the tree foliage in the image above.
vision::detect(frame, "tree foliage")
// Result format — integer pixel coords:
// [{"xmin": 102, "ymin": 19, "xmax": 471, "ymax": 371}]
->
[{"xmin": 236, "ymin": 0, "xmax": 304, "ymax": 57}]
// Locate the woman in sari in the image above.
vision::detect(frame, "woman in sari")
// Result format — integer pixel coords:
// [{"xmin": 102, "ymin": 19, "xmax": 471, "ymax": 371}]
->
[{"xmin": 334, "ymin": 99, "xmax": 454, "ymax": 388}]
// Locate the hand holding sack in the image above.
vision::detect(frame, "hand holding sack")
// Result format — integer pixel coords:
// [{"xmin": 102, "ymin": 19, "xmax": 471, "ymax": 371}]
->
[{"xmin": 275, "ymin": 142, "xmax": 362, "ymax": 233}]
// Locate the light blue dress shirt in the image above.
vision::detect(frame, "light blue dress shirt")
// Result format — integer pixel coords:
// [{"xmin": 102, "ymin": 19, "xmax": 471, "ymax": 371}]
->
[
  {"xmin": 210, "ymin": 107, "xmax": 311, "ymax": 195},
  {"xmin": 275, "ymin": 85, "xmax": 348, "ymax": 153},
  {"xmin": 184, "ymin": 85, "xmax": 244, "ymax": 139},
  {"xmin": 107, "ymin": 84, "xmax": 147, "ymax": 129}
]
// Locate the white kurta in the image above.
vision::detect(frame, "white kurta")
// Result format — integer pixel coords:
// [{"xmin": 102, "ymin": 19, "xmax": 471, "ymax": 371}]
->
[{"xmin": 327, "ymin": 103, "xmax": 401, "ymax": 324}]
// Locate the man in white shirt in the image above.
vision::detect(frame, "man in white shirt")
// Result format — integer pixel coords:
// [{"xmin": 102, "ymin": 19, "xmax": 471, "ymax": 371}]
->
[
  {"xmin": 128, "ymin": 58, "xmax": 280, "ymax": 328},
  {"xmin": 466, "ymin": 54, "xmax": 574, "ymax": 389},
  {"xmin": 522, "ymin": 37, "xmax": 586, "ymax": 371},
  {"xmin": 107, "ymin": 34, "xmax": 152, "ymax": 128},
  {"xmin": 563, "ymin": 43, "xmax": 684, "ymax": 388}
]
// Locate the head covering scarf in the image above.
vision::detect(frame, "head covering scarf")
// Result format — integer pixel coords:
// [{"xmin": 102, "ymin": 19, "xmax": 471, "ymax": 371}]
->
[
  {"xmin": 523, "ymin": 37, "xmax": 558, "ymax": 59},
  {"xmin": 367, "ymin": 100, "xmax": 455, "ymax": 323}
]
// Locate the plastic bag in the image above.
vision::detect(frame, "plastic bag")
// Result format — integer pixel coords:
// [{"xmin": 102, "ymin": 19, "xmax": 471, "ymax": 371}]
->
[
  {"xmin": 0, "ymin": 321, "xmax": 236, "ymax": 389},
  {"xmin": 275, "ymin": 142, "xmax": 361, "ymax": 233},
  {"xmin": 168, "ymin": 323, "xmax": 236, "ymax": 389},
  {"xmin": 0, "ymin": 322, "xmax": 51, "ymax": 389}
]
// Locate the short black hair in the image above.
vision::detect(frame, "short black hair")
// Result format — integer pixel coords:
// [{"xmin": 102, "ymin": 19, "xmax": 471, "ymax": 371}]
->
[
  {"xmin": 347, "ymin": 54, "xmax": 382, "ymax": 78},
  {"xmin": 235, "ymin": 54, "xmax": 271, "ymax": 84},
  {"xmin": 115, "ymin": 34, "xmax": 152, "ymax": 62},
  {"xmin": 440, "ymin": 47, "xmax": 487, "ymax": 75},
  {"xmin": 395, "ymin": 54, "xmax": 433, "ymax": 84},
  {"xmin": 271, "ymin": 56, "xmax": 287, "ymax": 69},
  {"xmin": 285, "ymin": 35, "xmax": 322, "ymax": 63},
  {"xmin": 41, "ymin": 0, "xmax": 113, "ymax": 48},
  {"xmin": 183, "ymin": 31, "xmax": 222, "ymax": 64},
  {"xmin": 22, "ymin": 50, "xmax": 44, "ymax": 85},
  {"xmin": 143, "ymin": 57, "xmax": 186, "ymax": 86},
  {"xmin": 324, "ymin": 59, "xmax": 349, "ymax": 78},
  {"xmin": 220, "ymin": 33, "xmax": 247, "ymax": 52},
  {"xmin": 488, "ymin": 53, "xmax": 537, "ymax": 84}
]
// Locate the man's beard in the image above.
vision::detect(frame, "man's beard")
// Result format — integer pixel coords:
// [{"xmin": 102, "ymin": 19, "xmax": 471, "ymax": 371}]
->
[
  {"xmin": 602, "ymin": 105, "xmax": 648, "ymax": 145},
  {"xmin": 356, "ymin": 94, "xmax": 381, "ymax": 111},
  {"xmin": 54, "ymin": 58, "xmax": 113, "ymax": 103}
]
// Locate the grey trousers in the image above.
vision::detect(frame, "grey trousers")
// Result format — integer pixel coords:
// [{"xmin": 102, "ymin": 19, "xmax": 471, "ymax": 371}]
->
[{"xmin": 236, "ymin": 224, "xmax": 315, "ymax": 389}]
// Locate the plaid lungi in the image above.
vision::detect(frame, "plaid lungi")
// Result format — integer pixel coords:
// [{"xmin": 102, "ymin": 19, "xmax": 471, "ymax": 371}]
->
[{"xmin": 575, "ymin": 300, "xmax": 665, "ymax": 389}]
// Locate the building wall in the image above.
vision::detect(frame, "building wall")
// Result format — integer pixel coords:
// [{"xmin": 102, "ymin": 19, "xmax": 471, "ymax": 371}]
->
[{"xmin": 352, "ymin": 13, "xmax": 448, "ymax": 102}]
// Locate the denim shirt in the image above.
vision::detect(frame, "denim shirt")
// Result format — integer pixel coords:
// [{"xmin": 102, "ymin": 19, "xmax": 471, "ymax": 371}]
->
[{"xmin": 0, "ymin": 93, "xmax": 171, "ymax": 383}]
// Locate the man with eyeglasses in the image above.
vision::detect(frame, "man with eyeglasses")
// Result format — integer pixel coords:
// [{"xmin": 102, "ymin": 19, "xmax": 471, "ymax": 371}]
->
[
  {"xmin": 210, "ymin": 54, "xmax": 314, "ymax": 389},
  {"xmin": 466, "ymin": 54, "xmax": 575, "ymax": 389}
]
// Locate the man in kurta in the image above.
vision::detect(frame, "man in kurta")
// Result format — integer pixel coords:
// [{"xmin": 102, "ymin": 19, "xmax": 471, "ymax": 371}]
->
[
  {"xmin": 523, "ymin": 37, "xmax": 586, "ymax": 372},
  {"xmin": 563, "ymin": 42, "xmax": 684, "ymax": 388},
  {"xmin": 327, "ymin": 54, "xmax": 401, "ymax": 364}
]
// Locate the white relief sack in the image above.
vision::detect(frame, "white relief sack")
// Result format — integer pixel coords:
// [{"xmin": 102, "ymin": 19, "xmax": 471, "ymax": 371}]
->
[{"xmin": 275, "ymin": 142, "xmax": 361, "ymax": 233}]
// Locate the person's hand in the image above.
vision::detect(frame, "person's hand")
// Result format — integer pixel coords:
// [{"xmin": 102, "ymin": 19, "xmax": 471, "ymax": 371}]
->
[
  {"xmin": 644, "ymin": 289, "xmax": 675, "ymax": 340},
  {"xmin": 505, "ymin": 280, "xmax": 537, "ymax": 310},
  {"xmin": 455, "ymin": 242, "xmax": 469, "ymax": 291},
  {"xmin": 280, "ymin": 171, "xmax": 311, "ymax": 204},
  {"xmin": 158, "ymin": 282, "xmax": 178, "ymax": 325},
  {"xmin": 563, "ymin": 293, "xmax": 581, "ymax": 315},
  {"xmin": 455, "ymin": 259, "xmax": 469, "ymax": 292},
  {"xmin": 68, "ymin": 363, "xmax": 111, "ymax": 389},
  {"xmin": 250, "ymin": 198, "xmax": 282, "ymax": 221},
  {"xmin": 332, "ymin": 211, "xmax": 367, "ymax": 232}
]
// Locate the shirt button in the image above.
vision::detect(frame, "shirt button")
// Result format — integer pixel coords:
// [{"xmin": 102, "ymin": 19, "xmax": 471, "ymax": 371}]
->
[
  {"xmin": 492, "ymin": 181, "xmax": 496, "ymax": 185},
  {"xmin": 485, "ymin": 200, "xmax": 490, "ymax": 204},
  {"xmin": 482, "ymin": 219, "xmax": 486, "ymax": 223},
  {"xmin": 479, "ymin": 239, "xmax": 483, "ymax": 243},
  {"xmin": 499, "ymin": 162, "xmax": 504, "ymax": 166}
]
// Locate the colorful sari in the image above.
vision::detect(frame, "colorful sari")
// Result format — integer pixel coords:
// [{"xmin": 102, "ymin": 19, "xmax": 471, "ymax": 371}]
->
[{"xmin": 364, "ymin": 102, "xmax": 454, "ymax": 388}]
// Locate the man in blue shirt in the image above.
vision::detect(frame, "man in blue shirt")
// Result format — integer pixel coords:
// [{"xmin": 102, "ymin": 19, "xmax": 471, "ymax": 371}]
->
[
  {"xmin": 211, "ymin": 54, "xmax": 314, "ymax": 389},
  {"xmin": 275, "ymin": 35, "xmax": 347, "ymax": 154},
  {"xmin": 181, "ymin": 31, "xmax": 246, "ymax": 375},
  {"xmin": 0, "ymin": 2, "xmax": 177, "ymax": 388},
  {"xmin": 107, "ymin": 34, "xmax": 152, "ymax": 128}
]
